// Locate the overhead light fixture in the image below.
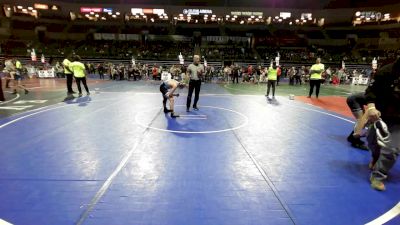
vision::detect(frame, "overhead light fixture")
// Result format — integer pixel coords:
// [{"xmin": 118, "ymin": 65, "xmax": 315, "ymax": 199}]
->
[
  {"xmin": 151, "ymin": 18, "xmax": 154, "ymax": 22},
  {"xmin": 95, "ymin": 14, "xmax": 99, "ymax": 17},
  {"xmin": 226, "ymin": 15, "xmax": 230, "ymax": 18},
  {"xmin": 179, "ymin": 14, "xmax": 183, "ymax": 16},
  {"xmin": 101, "ymin": 17, "xmax": 106, "ymax": 20},
  {"xmin": 135, "ymin": 15, "xmax": 139, "ymax": 18},
  {"xmin": 251, "ymin": 15, "xmax": 255, "ymax": 18},
  {"xmin": 355, "ymin": 11, "xmax": 361, "ymax": 17},
  {"xmin": 231, "ymin": 18, "xmax": 235, "ymax": 21},
  {"xmin": 143, "ymin": 15, "xmax": 147, "ymax": 18},
  {"xmin": 258, "ymin": 16, "xmax": 262, "ymax": 19},
  {"xmin": 108, "ymin": 12, "xmax": 112, "ymax": 15},
  {"xmin": 22, "ymin": 9, "xmax": 28, "ymax": 12},
  {"xmin": 85, "ymin": 14, "xmax": 89, "ymax": 17},
  {"xmin": 240, "ymin": 20, "xmax": 244, "ymax": 24},
  {"xmin": 295, "ymin": 19, "xmax": 299, "ymax": 22},
  {"xmin": 217, "ymin": 18, "xmax": 221, "ymax": 21},
  {"xmin": 17, "ymin": 6, "xmax": 23, "ymax": 9},
  {"xmin": 255, "ymin": 18, "xmax": 259, "ymax": 21},
  {"xmin": 174, "ymin": 16, "xmax": 178, "ymax": 20},
  {"xmin": 90, "ymin": 12, "xmax": 94, "ymax": 15},
  {"xmin": 289, "ymin": 21, "xmax": 293, "ymax": 25},
  {"xmin": 32, "ymin": 9, "xmax": 37, "ymax": 13},
  {"xmin": 275, "ymin": 16, "xmax": 279, "ymax": 19},
  {"xmin": 28, "ymin": 7, "xmax": 33, "ymax": 10},
  {"xmin": 116, "ymin": 12, "xmax": 120, "ymax": 15},
  {"xmin": 212, "ymin": 14, "xmax": 216, "ymax": 17},
  {"xmin": 248, "ymin": 18, "xmax": 252, "ymax": 21}
]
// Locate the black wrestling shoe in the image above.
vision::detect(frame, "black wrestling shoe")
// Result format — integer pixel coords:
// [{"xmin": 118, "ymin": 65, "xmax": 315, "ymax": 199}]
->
[
  {"xmin": 347, "ymin": 131, "xmax": 368, "ymax": 150},
  {"xmin": 171, "ymin": 112, "xmax": 180, "ymax": 118},
  {"xmin": 164, "ymin": 108, "xmax": 172, "ymax": 113}
]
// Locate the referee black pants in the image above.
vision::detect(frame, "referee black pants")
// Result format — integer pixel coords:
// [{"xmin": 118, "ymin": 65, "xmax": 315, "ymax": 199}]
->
[{"xmin": 187, "ymin": 80, "xmax": 201, "ymax": 109}]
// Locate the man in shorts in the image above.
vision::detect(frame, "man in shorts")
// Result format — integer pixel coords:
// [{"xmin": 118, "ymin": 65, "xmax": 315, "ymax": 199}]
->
[{"xmin": 160, "ymin": 79, "xmax": 186, "ymax": 118}]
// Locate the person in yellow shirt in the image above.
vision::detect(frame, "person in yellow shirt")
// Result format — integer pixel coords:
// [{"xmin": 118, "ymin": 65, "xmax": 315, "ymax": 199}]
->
[
  {"xmin": 69, "ymin": 55, "xmax": 90, "ymax": 96},
  {"xmin": 265, "ymin": 61, "xmax": 278, "ymax": 99},
  {"xmin": 63, "ymin": 54, "xmax": 75, "ymax": 94},
  {"xmin": 308, "ymin": 58, "xmax": 325, "ymax": 98}
]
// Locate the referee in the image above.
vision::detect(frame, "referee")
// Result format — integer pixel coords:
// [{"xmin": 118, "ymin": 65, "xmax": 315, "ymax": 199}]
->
[{"xmin": 186, "ymin": 55, "xmax": 204, "ymax": 112}]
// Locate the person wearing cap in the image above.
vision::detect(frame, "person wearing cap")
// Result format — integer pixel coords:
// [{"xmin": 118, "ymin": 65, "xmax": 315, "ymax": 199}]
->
[
  {"xmin": 365, "ymin": 57, "xmax": 400, "ymax": 191},
  {"xmin": 308, "ymin": 58, "xmax": 325, "ymax": 98}
]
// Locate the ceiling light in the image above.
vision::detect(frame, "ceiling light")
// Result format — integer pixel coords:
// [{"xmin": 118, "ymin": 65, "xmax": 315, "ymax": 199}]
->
[
  {"xmin": 295, "ymin": 19, "xmax": 299, "ymax": 22},
  {"xmin": 143, "ymin": 15, "xmax": 147, "ymax": 18},
  {"xmin": 212, "ymin": 14, "xmax": 216, "ymax": 17},
  {"xmin": 179, "ymin": 14, "xmax": 183, "ymax": 17},
  {"xmin": 151, "ymin": 18, "xmax": 154, "ymax": 22},
  {"xmin": 85, "ymin": 14, "xmax": 89, "ymax": 17},
  {"xmin": 255, "ymin": 18, "xmax": 259, "ymax": 21},
  {"xmin": 95, "ymin": 14, "xmax": 99, "ymax": 17},
  {"xmin": 108, "ymin": 12, "xmax": 112, "ymax": 15},
  {"xmin": 248, "ymin": 18, "xmax": 252, "ymax": 21},
  {"xmin": 112, "ymin": 15, "xmax": 117, "ymax": 18},
  {"xmin": 174, "ymin": 16, "xmax": 178, "ymax": 20},
  {"xmin": 217, "ymin": 18, "xmax": 221, "ymax": 21},
  {"xmin": 240, "ymin": 20, "xmax": 244, "ymax": 24},
  {"xmin": 251, "ymin": 15, "xmax": 255, "ymax": 18},
  {"xmin": 116, "ymin": 12, "xmax": 120, "ymax": 15},
  {"xmin": 355, "ymin": 11, "xmax": 361, "ymax": 17},
  {"xmin": 135, "ymin": 15, "xmax": 139, "ymax": 18},
  {"xmin": 289, "ymin": 22, "xmax": 293, "ymax": 25},
  {"xmin": 226, "ymin": 15, "xmax": 230, "ymax": 18},
  {"xmin": 22, "ymin": 9, "xmax": 28, "ymax": 12},
  {"xmin": 17, "ymin": 6, "xmax": 23, "ymax": 9},
  {"xmin": 101, "ymin": 17, "xmax": 106, "ymax": 20},
  {"xmin": 275, "ymin": 16, "xmax": 279, "ymax": 19},
  {"xmin": 90, "ymin": 12, "xmax": 94, "ymax": 15},
  {"xmin": 28, "ymin": 7, "xmax": 33, "ymax": 10},
  {"xmin": 258, "ymin": 16, "xmax": 262, "ymax": 19},
  {"xmin": 32, "ymin": 9, "xmax": 37, "ymax": 13}
]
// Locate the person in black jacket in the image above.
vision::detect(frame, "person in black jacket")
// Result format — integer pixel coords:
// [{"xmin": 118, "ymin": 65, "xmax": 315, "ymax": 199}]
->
[{"xmin": 365, "ymin": 57, "xmax": 400, "ymax": 191}]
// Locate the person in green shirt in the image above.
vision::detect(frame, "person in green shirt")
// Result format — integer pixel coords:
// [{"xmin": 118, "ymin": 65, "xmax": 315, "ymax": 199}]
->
[
  {"xmin": 308, "ymin": 58, "xmax": 325, "ymax": 98},
  {"xmin": 265, "ymin": 61, "xmax": 278, "ymax": 99},
  {"xmin": 69, "ymin": 55, "xmax": 90, "ymax": 96},
  {"xmin": 63, "ymin": 54, "xmax": 75, "ymax": 94}
]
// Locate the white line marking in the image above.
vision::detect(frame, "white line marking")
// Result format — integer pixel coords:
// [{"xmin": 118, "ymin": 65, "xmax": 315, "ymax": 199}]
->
[
  {"xmin": 0, "ymin": 219, "xmax": 13, "ymax": 225},
  {"xmin": 365, "ymin": 202, "xmax": 400, "ymax": 225},
  {"xmin": 135, "ymin": 105, "xmax": 249, "ymax": 134},
  {"xmin": 179, "ymin": 117, "xmax": 208, "ymax": 120},
  {"xmin": 0, "ymin": 98, "xmax": 124, "ymax": 129},
  {"xmin": 0, "ymin": 105, "xmax": 34, "ymax": 110},
  {"xmin": 0, "ymin": 94, "xmax": 20, "ymax": 105},
  {"xmin": 179, "ymin": 114, "xmax": 207, "ymax": 117},
  {"xmin": 291, "ymin": 105, "xmax": 355, "ymax": 124},
  {"xmin": 76, "ymin": 141, "xmax": 141, "ymax": 225}
]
